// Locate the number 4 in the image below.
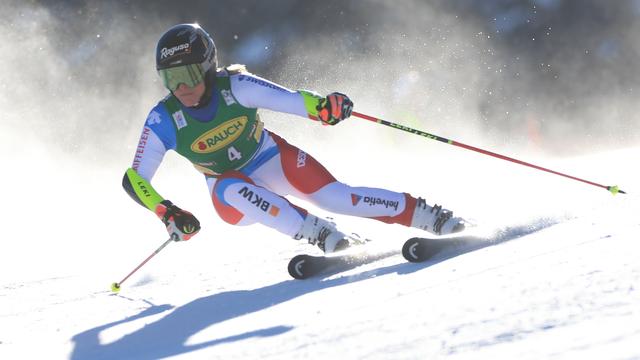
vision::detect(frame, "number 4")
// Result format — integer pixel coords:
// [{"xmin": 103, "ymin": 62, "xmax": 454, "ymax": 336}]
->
[{"xmin": 227, "ymin": 146, "xmax": 243, "ymax": 161}]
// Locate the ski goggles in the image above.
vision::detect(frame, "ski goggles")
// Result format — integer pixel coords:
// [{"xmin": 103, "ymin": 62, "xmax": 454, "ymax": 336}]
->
[{"xmin": 158, "ymin": 63, "xmax": 205, "ymax": 91}]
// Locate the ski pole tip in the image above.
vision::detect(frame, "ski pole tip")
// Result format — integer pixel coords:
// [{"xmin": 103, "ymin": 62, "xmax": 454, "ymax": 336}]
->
[
  {"xmin": 110, "ymin": 282, "xmax": 121, "ymax": 293},
  {"xmin": 607, "ymin": 185, "xmax": 626, "ymax": 195}
]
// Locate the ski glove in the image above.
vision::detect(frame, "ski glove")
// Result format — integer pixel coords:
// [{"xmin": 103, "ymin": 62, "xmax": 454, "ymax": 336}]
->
[
  {"xmin": 316, "ymin": 92, "xmax": 353, "ymax": 125},
  {"xmin": 154, "ymin": 200, "xmax": 201, "ymax": 241}
]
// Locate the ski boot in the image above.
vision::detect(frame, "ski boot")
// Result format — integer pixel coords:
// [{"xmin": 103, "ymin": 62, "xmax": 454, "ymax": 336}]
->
[
  {"xmin": 294, "ymin": 215, "xmax": 351, "ymax": 254},
  {"xmin": 410, "ymin": 198, "xmax": 465, "ymax": 235}
]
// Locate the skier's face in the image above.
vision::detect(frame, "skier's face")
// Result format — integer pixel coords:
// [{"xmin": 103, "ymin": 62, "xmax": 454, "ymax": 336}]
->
[{"xmin": 173, "ymin": 82, "xmax": 206, "ymax": 107}]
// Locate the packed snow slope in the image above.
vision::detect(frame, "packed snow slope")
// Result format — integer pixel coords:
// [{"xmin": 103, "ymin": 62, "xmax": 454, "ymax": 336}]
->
[
  {"xmin": 3, "ymin": 2, "xmax": 640, "ymax": 359},
  {"xmin": 1, "ymin": 140, "xmax": 639, "ymax": 359}
]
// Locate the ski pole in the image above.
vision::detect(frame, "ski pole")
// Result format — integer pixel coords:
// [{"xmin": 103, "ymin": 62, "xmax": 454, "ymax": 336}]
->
[
  {"xmin": 352, "ymin": 111, "xmax": 626, "ymax": 195},
  {"xmin": 111, "ymin": 235, "xmax": 176, "ymax": 293}
]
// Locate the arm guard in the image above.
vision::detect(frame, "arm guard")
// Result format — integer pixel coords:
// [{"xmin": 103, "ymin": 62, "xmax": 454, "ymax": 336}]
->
[
  {"xmin": 298, "ymin": 90, "xmax": 324, "ymax": 120},
  {"xmin": 122, "ymin": 168, "xmax": 165, "ymax": 211}
]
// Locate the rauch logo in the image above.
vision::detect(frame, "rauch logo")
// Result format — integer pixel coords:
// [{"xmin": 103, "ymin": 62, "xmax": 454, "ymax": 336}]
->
[{"xmin": 191, "ymin": 117, "xmax": 248, "ymax": 154}]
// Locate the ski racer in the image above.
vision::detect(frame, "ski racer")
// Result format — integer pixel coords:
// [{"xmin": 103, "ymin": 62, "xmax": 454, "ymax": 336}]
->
[{"xmin": 122, "ymin": 23, "xmax": 466, "ymax": 254}]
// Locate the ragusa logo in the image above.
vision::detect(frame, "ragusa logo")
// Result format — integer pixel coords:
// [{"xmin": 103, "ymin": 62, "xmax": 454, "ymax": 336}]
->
[
  {"xmin": 160, "ymin": 43, "xmax": 190, "ymax": 59},
  {"xmin": 191, "ymin": 117, "xmax": 248, "ymax": 154}
]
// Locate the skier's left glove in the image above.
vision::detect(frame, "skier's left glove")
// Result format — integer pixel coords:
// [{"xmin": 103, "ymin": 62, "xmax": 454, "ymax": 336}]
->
[
  {"xmin": 316, "ymin": 92, "xmax": 353, "ymax": 125},
  {"xmin": 154, "ymin": 200, "xmax": 201, "ymax": 241}
]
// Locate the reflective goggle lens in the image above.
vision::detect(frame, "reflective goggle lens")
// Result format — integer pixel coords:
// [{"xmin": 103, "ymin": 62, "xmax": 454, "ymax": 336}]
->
[{"xmin": 158, "ymin": 64, "xmax": 205, "ymax": 91}]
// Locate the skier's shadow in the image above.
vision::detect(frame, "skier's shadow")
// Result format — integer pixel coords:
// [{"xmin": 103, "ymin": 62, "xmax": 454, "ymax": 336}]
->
[
  {"xmin": 70, "ymin": 265, "xmax": 400, "ymax": 360},
  {"xmin": 70, "ymin": 218, "xmax": 558, "ymax": 360}
]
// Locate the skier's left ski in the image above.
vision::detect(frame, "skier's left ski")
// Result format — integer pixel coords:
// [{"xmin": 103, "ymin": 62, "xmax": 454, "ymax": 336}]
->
[{"xmin": 401, "ymin": 235, "xmax": 485, "ymax": 263}]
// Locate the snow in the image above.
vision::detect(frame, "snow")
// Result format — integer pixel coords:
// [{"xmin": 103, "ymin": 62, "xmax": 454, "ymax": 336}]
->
[
  {"xmin": 0, "ymin": 96, "xmax": 638, "ymax": 359},
  {"xmin": 1, "ymin": 140, "xmax": 639, "ymax": 359},
  {"xmin": 3, "ymin": 1, "xmax": 639, "ymax": 357}
]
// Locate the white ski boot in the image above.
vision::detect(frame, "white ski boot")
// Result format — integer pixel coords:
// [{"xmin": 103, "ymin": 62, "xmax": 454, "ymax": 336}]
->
[
  {"xmin": 294, "ymin": 215, "xmax": 350, "ymax": 254},
  {"xmin": 410, "ymin": 198, "xmax": 465, "ymax": 235}
]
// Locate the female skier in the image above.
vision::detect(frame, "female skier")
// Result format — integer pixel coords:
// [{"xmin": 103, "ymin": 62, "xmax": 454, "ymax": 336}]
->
[{"xmin": 123, "ymin": 23, "xmax": 465, "ymax": 254}]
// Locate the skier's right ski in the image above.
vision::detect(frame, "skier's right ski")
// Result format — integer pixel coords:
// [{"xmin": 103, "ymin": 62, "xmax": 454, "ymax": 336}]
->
[
  {"xmin": 402, "ymin": 236, "xmax": 482, "ymax": 262},
  {"xmin": 287, "ymin": 253, "xmax": 349, "ymax": 279},
  {"xmin": 287, "ymin": 248, "xmax": 398, "ymax": 280}
]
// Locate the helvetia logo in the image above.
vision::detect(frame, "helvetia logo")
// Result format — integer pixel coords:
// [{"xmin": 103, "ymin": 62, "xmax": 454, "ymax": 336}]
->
[
  {"xmin": 191, "ymin": 117, "xmax": 248, "ymax": 153},
  {"xmin": 350, "ymin": 194, "xmax": 399, "ymax": 210}
]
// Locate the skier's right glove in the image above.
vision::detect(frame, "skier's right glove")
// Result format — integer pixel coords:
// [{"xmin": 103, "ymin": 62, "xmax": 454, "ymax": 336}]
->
[{"xmin": 154, "ymin": 200, "xmax": 201, "ymax": 241}]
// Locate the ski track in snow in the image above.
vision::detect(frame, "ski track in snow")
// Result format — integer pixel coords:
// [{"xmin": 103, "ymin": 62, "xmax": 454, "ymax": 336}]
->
[{"xmin": 2, "ymin": 149, "xmax": 640, "ymax": 360}]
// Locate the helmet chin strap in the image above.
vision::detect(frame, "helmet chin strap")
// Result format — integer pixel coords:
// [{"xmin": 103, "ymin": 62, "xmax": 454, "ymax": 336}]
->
[
  {"xmin": 171, "ymin": 91, "xmax": 199, "ymax": 108},
  {"xmin": 192, "ymin": 71, "xmax": 216, "ymax": 109}
]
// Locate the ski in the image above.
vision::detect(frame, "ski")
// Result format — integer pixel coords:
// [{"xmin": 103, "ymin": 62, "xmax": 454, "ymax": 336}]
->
[
  {"xmin": 287, "ymin": 254, "xmax": 345, "ymax": 279},
  {"xmin": 289, "ymin": 219, "xmax": 557, "ymax": 278},
  {"xmin": 287, "ymin": 249, "xmax": 396, "ymax": 279},
  {"xmin": 401, "ymin": 235, "xmax": 483, "ymax": 262}
]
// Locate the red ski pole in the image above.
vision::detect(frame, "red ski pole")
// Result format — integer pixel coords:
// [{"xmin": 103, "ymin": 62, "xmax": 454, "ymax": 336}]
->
[
  {"xmin": 111, "ymin": 236, "xmax": 175, "ymax": 293},
  {"xmin": 352, "ymin": 111, "xmax": 626, "ymax": 195}
]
